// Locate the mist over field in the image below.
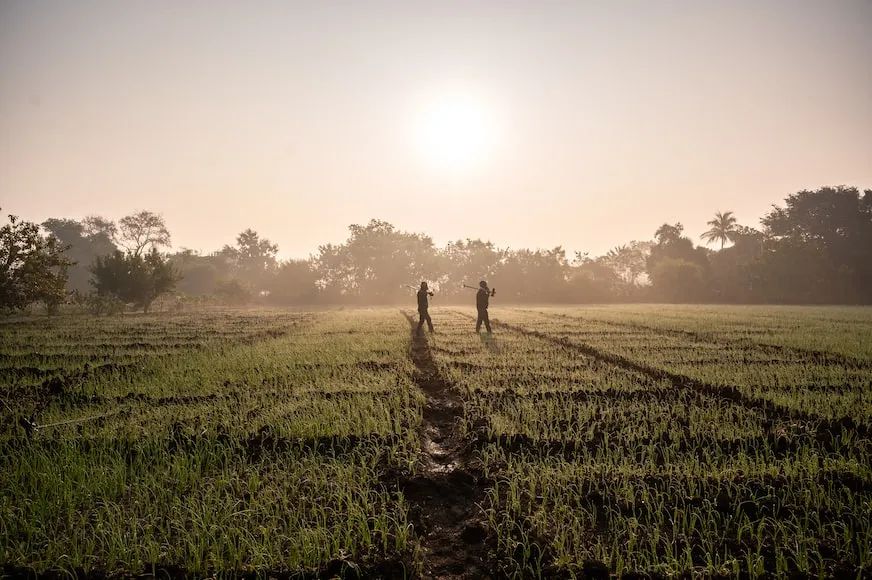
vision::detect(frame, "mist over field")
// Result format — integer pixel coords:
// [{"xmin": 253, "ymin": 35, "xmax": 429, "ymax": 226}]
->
[{"xmin": 1, "ymin": 2, "xmax": 870, "ymax": 578}]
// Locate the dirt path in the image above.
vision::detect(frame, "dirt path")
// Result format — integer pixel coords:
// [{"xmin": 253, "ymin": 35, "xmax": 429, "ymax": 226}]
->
[{"xmin": 400, "ymin": 312, "xmax": 491, "ymax": 579}]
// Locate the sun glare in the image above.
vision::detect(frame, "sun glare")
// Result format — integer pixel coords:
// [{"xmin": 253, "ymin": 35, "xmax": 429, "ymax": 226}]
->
[{"xmin": 414, "ymin": 94, "xmax": 494, "ymax": 171}]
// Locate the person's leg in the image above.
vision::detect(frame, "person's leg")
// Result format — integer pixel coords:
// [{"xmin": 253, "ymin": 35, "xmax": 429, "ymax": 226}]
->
[
  {"xmin": 476, "ymin": 309, "xmax": 483, "ymax": 332},
  {"xmin": 425, "ymin": 311, "xmax": 434, "ymax": 332},
  {"xmin": 417, "ymin": 310, "xmax": 425, "ymax": 332},
  {"xmin": 483, "ymin": 309, "xmax": 492, "ymax": 333}
]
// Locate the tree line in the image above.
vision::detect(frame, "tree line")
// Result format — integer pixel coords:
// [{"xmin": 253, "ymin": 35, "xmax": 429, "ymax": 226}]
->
[{"xmin": 2, "ymin": 185, "xmax": 870, "ymax": 313}]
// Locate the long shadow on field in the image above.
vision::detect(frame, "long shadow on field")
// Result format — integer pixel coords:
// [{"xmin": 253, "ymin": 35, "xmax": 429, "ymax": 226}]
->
[
  {"xmin": 399, "ymin": 311, "xmax": 493, "ymax": 579},
  {"xmin": 465, "ymin": 312, "xmax": 867, "ymax": 441},
  {"xmin": 518, "ymin": 308, "xmax": 872, "ymax": 370},
  {"xmin": 478, "ymin": 332, "xmax": 501, "ymax": 353}
]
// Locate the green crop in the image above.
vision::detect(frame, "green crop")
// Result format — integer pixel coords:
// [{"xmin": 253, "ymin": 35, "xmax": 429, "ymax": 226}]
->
[
  {"xmin": 429, "ymin": 306, "xmax": 870, "ymax": 577},
  {"xmin": 1, "ymin": 304, "xmax": 869, "ymax": 577}
]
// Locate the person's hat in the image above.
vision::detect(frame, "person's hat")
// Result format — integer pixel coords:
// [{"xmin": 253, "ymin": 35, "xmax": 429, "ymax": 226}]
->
[{"xmin": 479, "ymin": 280, "xmax": 487, "ymax": 288}]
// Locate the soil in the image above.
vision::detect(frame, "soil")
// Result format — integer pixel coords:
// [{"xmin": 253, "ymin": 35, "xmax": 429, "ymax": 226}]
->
[{"xmin": 400, "ymin": 312, "xmax": 494, "ymax": 579}]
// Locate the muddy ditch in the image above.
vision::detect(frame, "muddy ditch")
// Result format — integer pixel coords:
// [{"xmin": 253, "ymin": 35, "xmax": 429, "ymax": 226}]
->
[{"xmin": 398, "ymin": 311, "xmax": 496, "ymax": 579}]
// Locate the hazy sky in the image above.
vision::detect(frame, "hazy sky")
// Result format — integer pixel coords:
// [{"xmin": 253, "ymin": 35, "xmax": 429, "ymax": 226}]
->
[{"xmin": 2, "ymin": 0, "xmax": 870, "ymax": 258}]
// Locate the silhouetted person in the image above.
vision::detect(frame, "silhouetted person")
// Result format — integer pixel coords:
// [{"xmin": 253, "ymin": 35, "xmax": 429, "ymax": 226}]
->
[
  {"xmin": 417, "ymin": 281, "xmax": 434, "ymax": 333},
  {"xmin": 476, "ymin": 280, "xmax": 492, "ymax": 333}
]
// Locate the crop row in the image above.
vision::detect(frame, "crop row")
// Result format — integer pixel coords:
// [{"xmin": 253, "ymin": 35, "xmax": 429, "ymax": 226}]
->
[
  {"xmin": 1, "ymin": 310, "xmax": 423, "ymax": 576},
  {"xmin": 495, "ymin": 308, "xmax": 871, "ymax": 425},
  {"xmin": 532, "ymin": 304, "xmax": 872, "ymax": 361},
  {"xmin": 0, "ymin": 309, "xmax": 307, "ymax": 372},
  {"xmin": 427, "ymin": 307, "xmax": 870, "ymax": 577}
]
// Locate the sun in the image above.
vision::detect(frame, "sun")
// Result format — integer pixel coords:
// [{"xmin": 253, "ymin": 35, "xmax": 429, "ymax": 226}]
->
[{"xmin": 414, "ymin": 93, "xmax": 495, "ymax": 171}]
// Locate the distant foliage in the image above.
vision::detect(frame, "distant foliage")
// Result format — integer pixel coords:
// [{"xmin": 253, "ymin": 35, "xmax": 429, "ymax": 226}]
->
[
  {"xmin": 91, "ymin": 249, "xmax": 179, "ymax": 312},
  {"xmin": 16, "ymin": 185, "xmax": 872, "ymax": 308},
  {"xmin": 649, "ymin": 258, "xmax": 707, "ymax": 302},
  {"xmin": 645, "ymin": 223, "xmax": 711, "ymax": 302},
  {"xmin": 316, "ymin": 219, "xmax": 440, "ymax": 303},
  {"xmin": 214, "ymin": 279, "xmax": 252, "ymax": 305},
  {"xmin": 219, "ymin": 229, "xmax": 279, "ymax": 292},
  {"xmin": 42, "ymin": 217, "xmax": 117, "ymax": 294},
  {"xmin": 117, "ymin": 211, "xmax": 171, "ymax": 256},
  {"xmin": 440, "ymin": 239, "xmax": 505, "ymax": 296},
  {"xmin": 757, "ymin": 186, "xmax": 872, "ymax": 303},
  {"xmin": 42, "ymin": 211, "xmax": 169, "ymax": 296},
  {"xmin": 268, "ymin": 260, "xmax": 318, "ymax": 304},
  {"xmin": 83, "ymin": 293, "xmax": 126, "ymax": 316},
  {"xmin": 0, "ymin": 212, "xmax": 70, "ymax": 312},
  {"xmin": 600, "ymin": 242, "xmax": 652, "ymax": 288},
  {"xmin": 170, "ymin": 249, "xmax": 223, "ymax": 296},
  {"xmin": 701, "ymin": 211, "xmax": 739, "ymax": 249}
]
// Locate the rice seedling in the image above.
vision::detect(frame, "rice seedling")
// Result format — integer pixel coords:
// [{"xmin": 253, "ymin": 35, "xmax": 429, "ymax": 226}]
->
[{"xmin": 1, "ymin": 305, "xmax": 869, "ymax": 576}]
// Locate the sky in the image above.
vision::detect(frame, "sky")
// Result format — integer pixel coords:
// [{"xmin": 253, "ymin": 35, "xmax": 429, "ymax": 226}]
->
[{"xmin": 1, "ymin": 0, "xmax": 870, "ymax": 259}]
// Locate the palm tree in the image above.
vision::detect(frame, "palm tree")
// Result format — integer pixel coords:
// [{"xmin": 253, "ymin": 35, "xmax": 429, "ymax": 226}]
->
[{"xmin": 701, "ymin": 211, "xmax": 738, "ymax": 249}]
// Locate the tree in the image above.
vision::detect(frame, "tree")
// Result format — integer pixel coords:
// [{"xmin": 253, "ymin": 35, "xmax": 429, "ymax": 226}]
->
[
  {"xmin": 758, "ymin": 186, "xmax": 872, "ymax": 303},
  {"xmin": 649, "ymin": 258, "xmax": 707, "ymax": 302},
  {"xmin": 648, "ymin": 223, "xmax": 709, "ymax": 267},
  {"xmin": 214, "ymin": 279, "xmax": 252, "ymax": 305},
  {"xmin": 170, "ymin": 249, "xmax": 224, "ymax": 296},
  {"xmin": 269, "ymin": 259, "xmax": 318, "ymax": 304},
  {"xmin": 82, "ymin": 215, "xmax": 118, "ymax": 241},
  {"xmin": 708, "ymin": 226, "xmax": 765, "ymax": 302},
  {"xmin": 117, "ymin": 211, "xmax": 171, "ymax": 256},
  {"xmin": 654, "ymin": 223, "xmax": 685, "ymax": 245},
  {"xmin": 219, "ymin": 229, "xmax": 279, "ymax": 291},
  {"xmin": 440, "ymin": 239, "xmax": 505, "ymax": 298},
  {"xmin": 568, "ymin": 252, "xmax": 625, "ymax": 302},
  {"xmin": 0, "ymin": 212, "xmax": 70, "ymax": 312},
  {"xmin": 496, "ymin": 247, "xmax": 569, "ymax": 302},
  {"xmin": 647, "ymin": 223, "xmax": 711, "ymax": 301},
  {"xmin": 314, "ymin": 220, "xmax": 440, "ymax": 303},
  {"xmin": 42, "ymin": 217, "xmax": 117, "ymax": 293},
  {"xmin": 701, "ymin": 211, "xmax": 739, "ymax": 249},
  {"xmin": 600, "ymin": 241, "xmax": 652, "ymax": 288},
  {"xmin": 91, "ymin": 248, "xmax": 179, "ymax": 312},
  {"xmin": 762, "ymin": 186, "xmax": 871, "ymax": 246}
]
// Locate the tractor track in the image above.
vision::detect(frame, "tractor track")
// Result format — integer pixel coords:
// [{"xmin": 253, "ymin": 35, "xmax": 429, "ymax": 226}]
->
[
  {"xmin": 453, "ymin": 311, "xmax": 868, "ymax": 439},
  {"xmin": 519, "ymin": 309, "xmax": 872, "ymax": 370},
  {"xmin": 399, "ymin": 311, "xmax": 493, "ymax": 579}
]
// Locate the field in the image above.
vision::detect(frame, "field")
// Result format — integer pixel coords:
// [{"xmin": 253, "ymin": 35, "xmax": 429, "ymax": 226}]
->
[{"xmin": 1, "ymin": 305, "xmax": 870, "ymax": 578}]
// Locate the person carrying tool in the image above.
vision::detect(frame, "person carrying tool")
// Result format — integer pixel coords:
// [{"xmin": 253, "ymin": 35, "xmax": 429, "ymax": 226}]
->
[
  {"xmin": 476, "ymin": 280, "xmax": 493, "ymax": 333},
  {"xmin": 417, "ymin": 281, "xmax": 435, "ymax": 333}
]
